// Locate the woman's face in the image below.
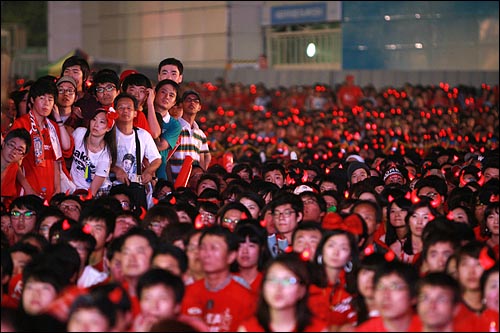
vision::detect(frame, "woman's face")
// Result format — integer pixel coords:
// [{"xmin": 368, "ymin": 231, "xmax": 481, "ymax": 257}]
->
[
  {"xmin": 321, "ymin": 233, "xmax": 352, "ymax": 270},
  {"xmin": 389, "ymin": 203, "xmax": 408, "ymax": 228},
  {"xmin": 263, "ymin": 263, "xmax": 305, "ymax": 310},
  {"xmin": 486, "ymin": 208, "xmax": 499, "ymax": 236},
  {"xmin": 408, "ymin": 206, "xmax": 432, "ymax": 238},
  {"xmin": 237, "ymin": 237, "xmax": 260, "ymax": 269},
  {"xmin": 483, "ymin": 271, "xmax": 499, "ymax": 312},
  {"xmin": 239, "ymin": 197, "xmax": 260, "ymax": 219}
]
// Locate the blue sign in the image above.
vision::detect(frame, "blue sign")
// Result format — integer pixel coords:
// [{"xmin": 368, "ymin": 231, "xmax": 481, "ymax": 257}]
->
[{"xmin": 271, "ymin": 2, "xmax": 327, "ymax": 25}]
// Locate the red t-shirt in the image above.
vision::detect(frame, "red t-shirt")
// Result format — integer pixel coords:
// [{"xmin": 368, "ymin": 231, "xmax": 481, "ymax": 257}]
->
[
  {"xmin": 181, "ymin": 275, "xmax": 258, "ymax": 332},
  {"xmin": 1, "ymin": 162, "xmax": 20, "ymax": 207},
  {"xmin": 355, "ymin": 313, "xmax": 421, "ymax": 332},
  {"xmin": 453, "ymin": 303, "xmax": 496, "ymax": 332},
  {"xmin": 10, "ymin": 114, "xmax": 74, "ymax": 200},
  {"xmin": 133, "ymin": 111, "xmax": 153, "ymax": 137},
  {"xmin": 239, "ymin": 315, "xmax": 328, "ymax": 332},
  {"xmin": 308, "ymin": 282, "xmax": 357, "ymax": 327}
]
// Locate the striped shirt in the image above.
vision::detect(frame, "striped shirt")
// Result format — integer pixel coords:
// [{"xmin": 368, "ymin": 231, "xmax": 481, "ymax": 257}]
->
[{"xmin": 169, "ymin": 117, "xmax": 209, "ymax": 181}]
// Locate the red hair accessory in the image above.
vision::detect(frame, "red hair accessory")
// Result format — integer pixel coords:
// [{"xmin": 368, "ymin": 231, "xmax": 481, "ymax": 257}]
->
[
  {"xmin": 62, "ymin": 219, "xmax": 71, "ymax": 230},
  {"xmin": 300, "ymin": 248, "xmax": 311, "ymax": 261},
  {"xmin": 364, "ymin": 244, "xmax": 375, "ymax": 256},
  {"xmin": 106, "ymin": 107, "xmax": 118, "ymax": 129},
  {"xmin": 108, "ymin": 287, "xmax": 123, "ymax": 304},
  {"xmin": 82, "ymin": 224, "xmax": 92, "ymax": 234},
  {"xmin": 259, "ymin": 219, "xmax": 267, "ymax": 228},
  {"xmin": 43, "ymin": 199, "xmax": 50, "ymax": 207},
  {"xmin": 194, "ymin": 214, "xmax": 204, "ymax": 230},
  {"xmin": 139, "ymin": 206, "xmax": 147, "ymax": 220},
  {"xmin": 169, "ymin": 196, "xmax": 177, "ymax": 205},
  {"xmin": 490, "ymin": 194, "xmax": 499, "ymax": 203},
  {"xmin": 479, "ymin": 247, "xmax": 495, "ymax": 270},
  {"xmin": 240, "ymin": 212, "xmax": 248, "ymax": 220},
  {"xmin": 384, "ymin": 250, "xmax": 396, "ymax": 262},
  {"xmin": 152, "ymin": 197, "xmax": 159, "ymax": 205}
]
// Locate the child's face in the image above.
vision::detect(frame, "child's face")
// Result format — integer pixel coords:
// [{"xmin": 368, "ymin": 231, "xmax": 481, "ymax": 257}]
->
[
  {"xmin": 22, "ymin": 279, "xmax": 58, "ymax": 315},
  {"xmin": 140, "ymin": 284, "xmax": 179, "ymax": 321},
  {"xmin": 67, "ymin": 307, "xmax": 110, "ymax": 332}
]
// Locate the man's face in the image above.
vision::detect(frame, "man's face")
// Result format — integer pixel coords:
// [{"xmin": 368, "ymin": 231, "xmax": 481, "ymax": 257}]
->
[
  {"xmin": 2, "ymin": 137, "xmax": 27, "ymax": 164},
  {"xmin": 181, "ymin": 94, "xmax": 201, "ymax": 116},
  {"xmin": 273, "ymin": 203, "xmax": 302, "ymax": 235},
  {"xmin": 115, "ymin": 97, "xmax": 137, "ymax": 124},
  {"xmin": 158, "ymin": 65, "xmax": 182, "ymax": 84}
]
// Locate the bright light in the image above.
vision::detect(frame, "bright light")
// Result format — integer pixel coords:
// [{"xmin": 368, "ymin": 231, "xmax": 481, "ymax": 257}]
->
[
  {"xmin": 306, "ymin": 43, "xmax": 316, "ymax": 57},
  {"xmin": 415, "ymin": 43, "xmax": 423, "ymax": 49}
]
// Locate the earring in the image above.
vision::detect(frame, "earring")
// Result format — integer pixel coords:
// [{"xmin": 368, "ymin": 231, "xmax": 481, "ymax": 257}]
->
[
  {"xmin": 317, "ymin": 255, "xmax": 323, "ymax": 265},
  {"xmin": 344, "ymin": 260, "xmax": 353, "ymax": 273}
]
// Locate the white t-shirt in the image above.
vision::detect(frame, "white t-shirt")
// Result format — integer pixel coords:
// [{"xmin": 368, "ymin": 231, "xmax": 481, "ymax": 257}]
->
[
  {"xmin": 70, "ymin": 127, "xmax": 113, "ymax": 193},
  {"xmin": 115, "ymin": 127, "xmax": 161, "ymax": 184}
]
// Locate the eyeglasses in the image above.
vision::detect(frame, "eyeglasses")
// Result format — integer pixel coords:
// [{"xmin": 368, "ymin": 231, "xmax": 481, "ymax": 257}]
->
[
  {"xmin": 11, "ymin": 210, "xmax": 36, "ymax": 218},
  {"xmin": 418, "ymin": 295, "xmax": 453, "ymax": 305},
  {"xmin": 184, "ymin": 97, "xmax": 200, "ymax": 104},
  {"xmin": 59, "ymin": 204, "xmax": 81, "ymax": 212},
  {"xmin": 423, "ymin": 192, "xmax": 439, "ymax": 199},
  {"xmin": 5, "ymin": 142, "xmax": 26, "ymax": 155},
  {"xmin": 200, "ymin": 212, "xmax": 215, "ymax": 220},
  {"xmin": 149, "ymin": 221, "xmax": 167, "ymax": 229},
  {"xmin": 265, "ymin": 276, "xmax": 299, "ymax": 287},
  {"xmin": 58, "ymin": 88, "xmax": 76, "ymax": 95},
  {"xmin": 273, "ymin": 209, "xmax": 296, "ymax": 219},
  {"xmin": 375, "ymin": 282, "xmax": 408, "ymax": 292},
  {"xmin": 120, "ymin": 201, "xmax": 130, "ymax": 209},
  {"xmin": 95, "ymin": 85, "xmax": 116, "ymax": 93},
  {"xmin": 303, "ymin": 199, "xmax": 318, "ymax": 205},
  {"xmin": 223, "ymin": 217, "xmax": 239, "ymax": 225}
]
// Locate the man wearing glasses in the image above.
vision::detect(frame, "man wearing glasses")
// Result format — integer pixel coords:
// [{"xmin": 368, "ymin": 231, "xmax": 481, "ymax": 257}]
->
[
  {"xmin": 168, "ymin": 90, "xmax": 211, "ymax": 183},
  {"xmin": 8, "ymin": 195, "xmax": 44, "ymax": 245},
  {"xmin": 267, "ymin": 192, "xmax": 304, "ymax": 257},
  {"xmin": 1, "ymin": 128, "xmax": 31, "ymax": 208}
]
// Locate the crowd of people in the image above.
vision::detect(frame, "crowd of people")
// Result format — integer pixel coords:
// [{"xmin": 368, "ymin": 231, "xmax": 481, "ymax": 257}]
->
[{"xmin": 0, "ymin": 54, "xmax": 499, "ymax": 332}]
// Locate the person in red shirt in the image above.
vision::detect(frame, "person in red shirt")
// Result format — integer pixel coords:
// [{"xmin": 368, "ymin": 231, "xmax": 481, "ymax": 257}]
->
[
  {"xmin": 308, "ymin": 229, "xmax": 358, "ymax": 331},
  {"xmin": 453, "ymin": 241, "xmax": 497, "ymax": 332},
  {"xmin": 337, "ymin": 74, "xmax": 364, "ymax": 110},
  {"xmin": 181, "ymin": 225, "xmax": 258, "ymax": 332},
  {"xmin": 237, "ymin": 252, "xmax": 328, "ymax": 332},
  {"xmin": 480, "ymin": 263, "xmax": 499, "ymax": 332},
  {"xmin": 356, "ymin": 260, "xmax": 421, "ymax": 332},
  {"xmin": 1, "ymin": 128, "xmax": 31, "ymax": 207},
  {"xmin": 9, "ymin": 77, "xmax": 75, "ymax": 200},
  {"xmin": 415, "ymin": 272, "xmax": 462, "ymax": 332}
]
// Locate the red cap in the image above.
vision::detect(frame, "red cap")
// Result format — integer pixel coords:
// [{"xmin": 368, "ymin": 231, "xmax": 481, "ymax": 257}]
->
[{"xmin": 119, "ymin": 69, "xmax": 138, "ymax": 84}]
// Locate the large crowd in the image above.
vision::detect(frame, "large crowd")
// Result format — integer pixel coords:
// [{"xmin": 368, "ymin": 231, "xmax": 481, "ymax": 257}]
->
[{"xmin": 0, "ymin": 55, "xmax": 498, "ymax": 332}]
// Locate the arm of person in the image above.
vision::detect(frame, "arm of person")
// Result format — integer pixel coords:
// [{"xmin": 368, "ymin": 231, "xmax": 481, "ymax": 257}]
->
[
  {"xmin": 155, "ymin": 137, "xmax": 170, "ymax": 151},
  {"xmin": 200, "ymin": 152, "xmax": 211, "ymax": 170},
  {"xmin": 141, "ymin": 158, "xmax": 161, "ymax": 184},
  {"xmin": 146, "ymin": 88, "xmax": 161, "ymax": 139},
  {"xmin": 89, "ymin": 175, "xmax": 106, "ymax": 196},
  {"xmin": 53, "ymin": 105, "xmax": 73, "ymax": 151},
  {"xmin": 54, "ymin": 161, "xmax": 62, "ymax": 194},
  {"xmin": 111, "ymin": 165, "xmax": 130, "ymax": 186},
  {"xmin": 16, "ymin": 168, "xmax": 36, "ymax": 195}
]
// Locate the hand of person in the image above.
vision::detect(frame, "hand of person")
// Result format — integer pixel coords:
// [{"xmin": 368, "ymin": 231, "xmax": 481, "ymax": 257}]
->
[
  {"xmin": 146, "ymin": 88, "xmax": 155, "ymax": 105},
  {"xmin": 52, "ymin": 104, "xmax": 61, "ymax": 120},
  {"xmin": 72, "ymin": 106, "xmax": 83, "ymax": 119},
  {"xmin": 114, "ymin": 167, "xmax": 130, "ymax": 185}
]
